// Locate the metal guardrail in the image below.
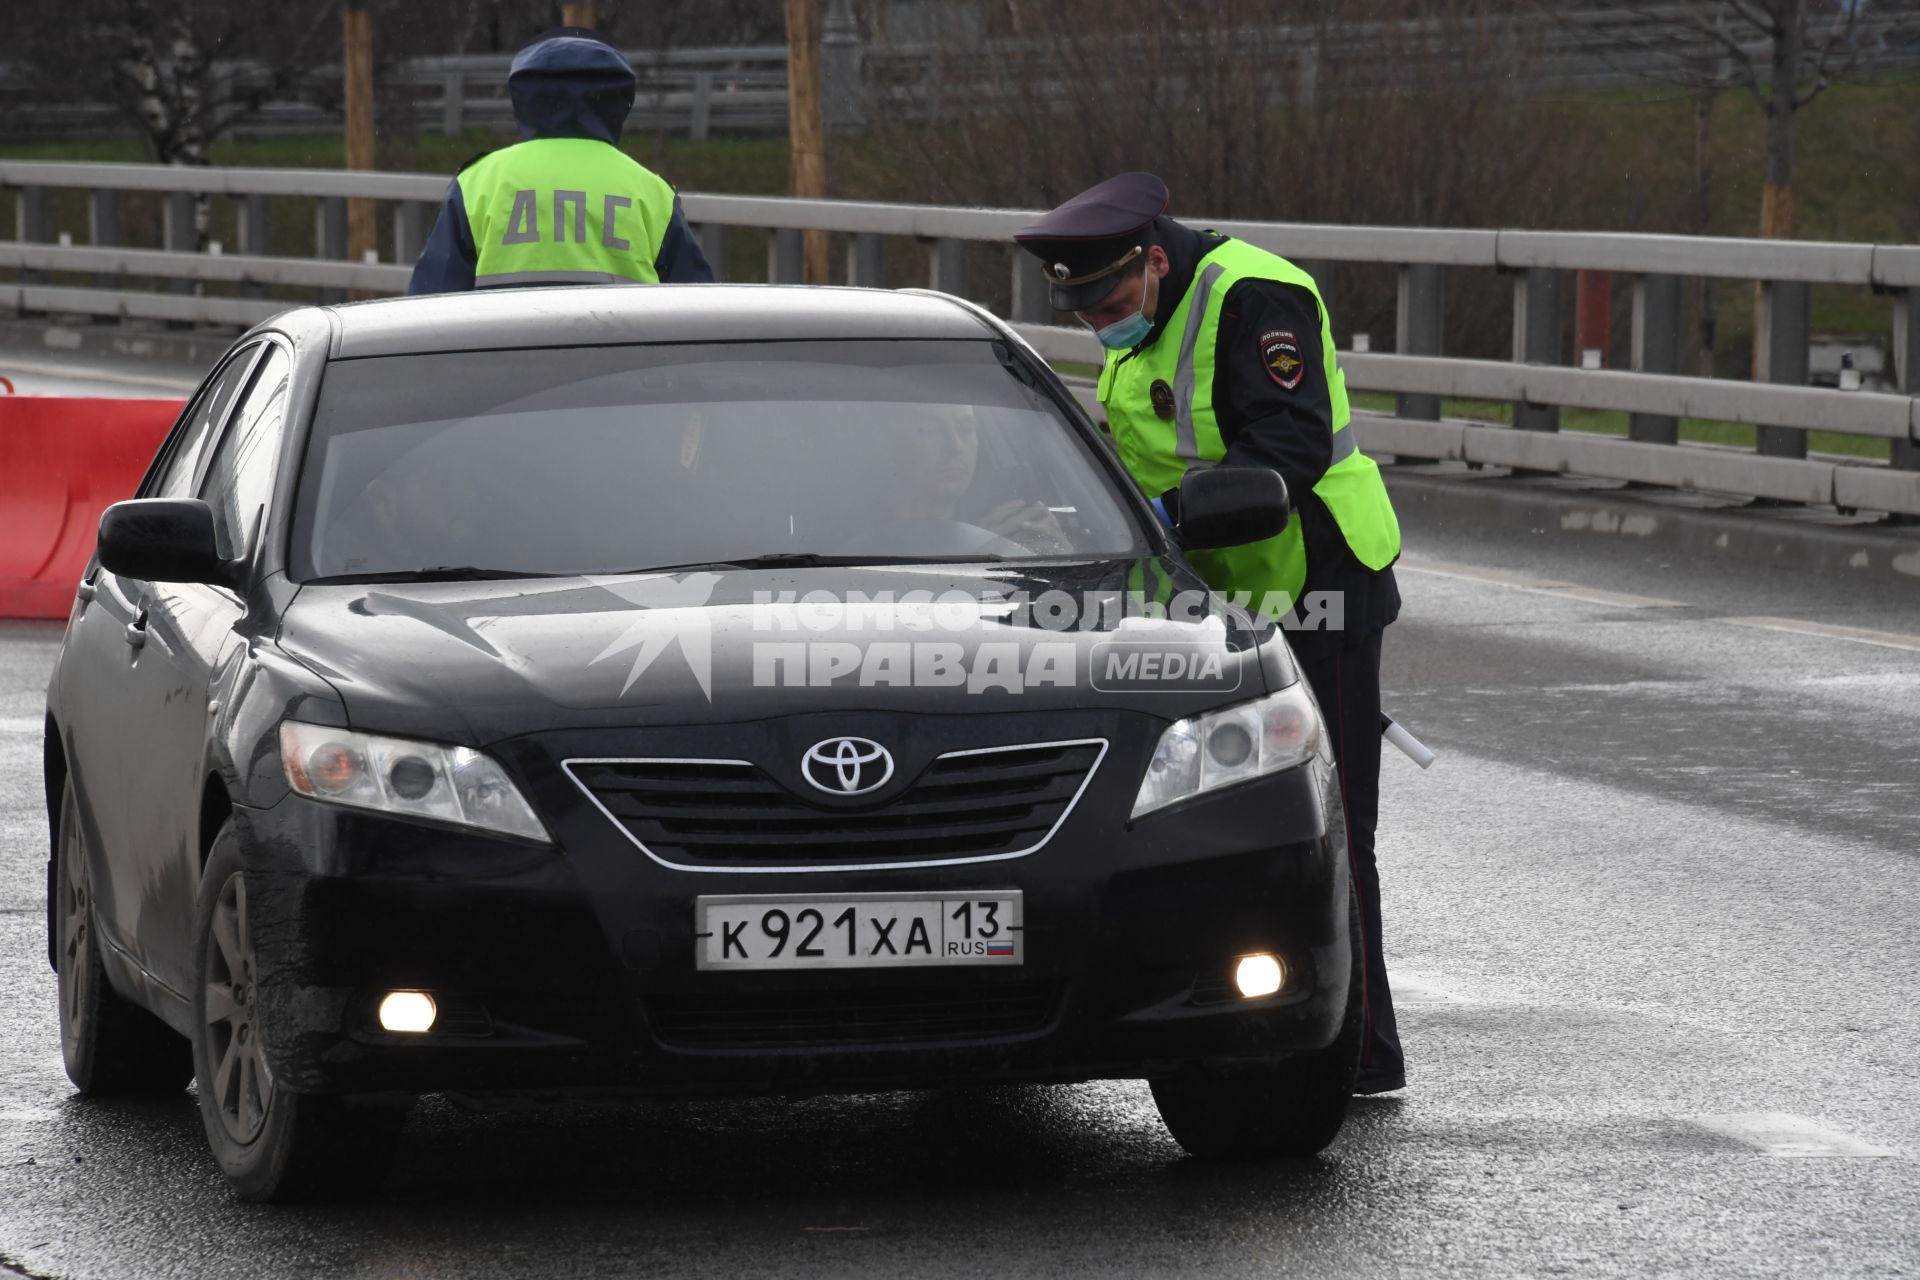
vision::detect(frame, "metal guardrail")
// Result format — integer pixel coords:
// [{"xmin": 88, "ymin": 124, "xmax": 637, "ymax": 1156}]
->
[
  {"xmin": 3, "ymin": 159, "xmax": 1918, "ymax": 517},
  {"xmin": 1017, "ymin": 327, "xmax": 1920, "ymax": 440}
]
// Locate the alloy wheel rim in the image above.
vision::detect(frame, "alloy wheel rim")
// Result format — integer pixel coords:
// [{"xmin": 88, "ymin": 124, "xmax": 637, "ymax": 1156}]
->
[
  {"xmin": 57, "ymin": 815, "xmax": 89, "ymax": 1049},
  {"xmin": 203, "ymin": 872, "xmax": 274, "ymax": 1144}
]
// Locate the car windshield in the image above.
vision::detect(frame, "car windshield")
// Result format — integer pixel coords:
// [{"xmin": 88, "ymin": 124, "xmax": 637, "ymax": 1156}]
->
[{"xmin": 289, "ymin": 339, "xmax": 1147, "ymax": 582}]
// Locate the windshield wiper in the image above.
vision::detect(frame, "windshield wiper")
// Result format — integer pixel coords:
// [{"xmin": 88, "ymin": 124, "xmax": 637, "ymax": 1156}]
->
[
  {"xmin": 312, "ymin": 565, "xmax": 568, "ymax": 584},
  {"xmin": 601, "ymin": 551, "xmax": 1015, "ymax": 575}
]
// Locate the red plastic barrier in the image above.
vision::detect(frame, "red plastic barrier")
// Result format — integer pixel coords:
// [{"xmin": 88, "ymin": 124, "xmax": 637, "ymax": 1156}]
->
[{"xmin": 1, "ymin": 397, "xmax": 185, "ymax": 619}]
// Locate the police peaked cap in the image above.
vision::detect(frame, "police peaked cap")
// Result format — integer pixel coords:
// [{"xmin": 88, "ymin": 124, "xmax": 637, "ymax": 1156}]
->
[{"xmin": 1014, "ymin": 172, "xmax": 1171, "ymax": 311}]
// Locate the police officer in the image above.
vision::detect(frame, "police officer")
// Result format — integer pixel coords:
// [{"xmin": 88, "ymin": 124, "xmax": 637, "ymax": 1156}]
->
[
  {"xmin": 1015, "ymin": 173, "xmax": 1406, "ymax": 1095},
  {"xmin": 409, "ymin": 27, "xmax": 713, "ymax": 294}
]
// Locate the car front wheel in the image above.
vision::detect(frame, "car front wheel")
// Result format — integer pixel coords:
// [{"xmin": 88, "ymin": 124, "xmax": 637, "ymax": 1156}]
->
[
  {"xmin": 1150, "ymin": 888, "xmax": 1364, "ymax": 1159},
  {"xmin": 191, "ymin": 824, "xmax": 408, "ymax": 1202},
  {"xmin": 54, "ymin": 776, "xmax": 193, "ymax": 1096}
]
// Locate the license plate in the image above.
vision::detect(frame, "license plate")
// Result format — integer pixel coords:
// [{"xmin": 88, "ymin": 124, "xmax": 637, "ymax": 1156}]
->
[{"xmin": 695, "ymin": 891, "xmax": 1023, "ymax": 971}]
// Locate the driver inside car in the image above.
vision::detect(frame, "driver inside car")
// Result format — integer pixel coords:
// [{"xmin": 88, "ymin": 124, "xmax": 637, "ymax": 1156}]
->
[{"xmin": 855, "ymin": 409, "xmax": 1073, "ymax": 556}]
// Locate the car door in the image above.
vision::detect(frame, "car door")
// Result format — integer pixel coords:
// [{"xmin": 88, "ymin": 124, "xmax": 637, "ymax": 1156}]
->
[
  {"xmin": 115, "ymin": 343, "xmax": 292, "ymax": 996},
  {"xmin": 62, "ymin": 343, "xmax": 262, "ymax": 976}
]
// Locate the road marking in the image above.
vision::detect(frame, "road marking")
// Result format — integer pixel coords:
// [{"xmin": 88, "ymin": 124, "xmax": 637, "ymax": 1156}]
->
[
  {"xmin": 1688, "ymin": 1113, "xmax": 1899, "ymax": 1157},
  {"xmin": 0, "ymin": 717, "xmax": 41, "ymax": 736},
  {"xmin": 1399, "ymin": 559, "xmax": 1920, "ymax": 650},
  {"xmin": 1722, "ymin": 616, "xmax": 1920, "ymax": 654},
  {"xmin": 1396, "ymin": 557, "xmax": 1688, "ymax": 610}
]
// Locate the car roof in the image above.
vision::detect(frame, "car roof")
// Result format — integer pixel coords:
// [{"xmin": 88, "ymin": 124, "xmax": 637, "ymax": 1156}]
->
[{"xmin": 305, "ymin": 284, "xmax": 1002, "ymax": 359}]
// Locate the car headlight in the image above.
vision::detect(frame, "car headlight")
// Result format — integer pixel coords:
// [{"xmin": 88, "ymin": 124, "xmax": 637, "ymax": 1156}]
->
[
  {"xmin": 1131, "ymin": 682, "xmax": 1324, "ymax": 818},
  {"xmin": 279, "ymin": 721, "xmax": 549, "ymax": 843}
]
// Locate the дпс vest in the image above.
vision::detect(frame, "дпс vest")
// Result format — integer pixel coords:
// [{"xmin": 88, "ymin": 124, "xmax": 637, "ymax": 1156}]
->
[{"xmin": 458, "ymin": 137, "xmax": 679, "ymax": 287}]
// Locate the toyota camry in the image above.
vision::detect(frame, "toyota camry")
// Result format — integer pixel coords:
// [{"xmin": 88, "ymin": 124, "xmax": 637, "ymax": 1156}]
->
[{"xmin": 42, "ymin": 284, "xmax": 1358, "ymax": 1201}]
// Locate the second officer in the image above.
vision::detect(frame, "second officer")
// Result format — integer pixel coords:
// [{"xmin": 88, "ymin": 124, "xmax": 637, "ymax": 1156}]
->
[{"xmin": 1015, "ymin": 172, "xmax": 1408, "ymax": 1095}]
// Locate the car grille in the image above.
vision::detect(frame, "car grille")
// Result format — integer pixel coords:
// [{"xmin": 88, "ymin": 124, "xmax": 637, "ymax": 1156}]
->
[
  {"xmin": 645, "ymin": 982, "xmax": 1061, "ymax": 1049},
  {"xmin": 568, "ymin": 740, "xmax": 1105, "ymax": 868}
]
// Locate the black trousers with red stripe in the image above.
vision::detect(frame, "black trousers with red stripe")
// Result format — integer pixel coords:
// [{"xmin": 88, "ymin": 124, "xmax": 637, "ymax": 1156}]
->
[{"xmin": 1298, "ymin": 628, "xmax": 1403, "ymax": 1077}]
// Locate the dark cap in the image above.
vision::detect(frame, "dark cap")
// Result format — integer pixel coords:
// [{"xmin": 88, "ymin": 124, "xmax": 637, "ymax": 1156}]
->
[{"xmin": 1014, "ymin": 172, "xmax": 1170, "ymax": 311}]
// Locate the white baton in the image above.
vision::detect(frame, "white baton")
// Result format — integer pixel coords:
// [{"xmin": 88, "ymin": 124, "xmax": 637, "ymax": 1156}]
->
[{"xmin": 1381, "ymin": 714, "xmax": 1436, "ymax": 769}]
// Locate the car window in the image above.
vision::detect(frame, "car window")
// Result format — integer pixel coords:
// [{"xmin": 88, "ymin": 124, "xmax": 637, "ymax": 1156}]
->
[
  {"xmin": 290, "ymin": 341, "xmax": 1147, "ymax": 581},
  {"xmin": 149, "ymin": 345, "xmax": 259, "ymax": 500},
  {"xmin": 198, "ymin": 345, "xmax": 292, "ymax": 563}
]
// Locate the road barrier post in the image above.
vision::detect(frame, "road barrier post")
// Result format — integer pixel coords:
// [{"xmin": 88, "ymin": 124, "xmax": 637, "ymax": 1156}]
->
[
  {"xmin": 315, "ymin": 196, "xmax": 349, "ymax": 304},
  {"xmin": 161, "ymin": 191, "xmax": 195, "ymax": 296},
  {"xmin": 14, "ymin": 187, "xmax": 48, "ymax": 290},
  {"xmin": 1010, "ymin": 254, "xmax": 1051, "ymax": 326},
  {"xmin": 1895, "ymin": 288, "xmax": 1920, "ymax": 474},
  {"xmin": 698, "ymin": 223, "xmax": 728, "ymax": 281},
  {"xmin": 927, "ymin": 237, "xmax": 966, "ymax": 297},
  {"xmin": 690, "ymin": 71, "xmax": 714, "ymax": 142},
  {"xmin": 1629, "ymin": 273, "xmax": 1681, "ymax": 445},
  {"xmin": 1756, "ymin": 280, "xmax": 1810, "ymax": 460},
  {"xmin": 1512, "ymin": 266, "xmax": 1563, "ymax": 432},
  {"xmin": 441, "ymin": 69, "xmax": 465, "ymax": 136},
  {"xmin": 392, "ymin": 202, "xmax": 426, "ymax": 271},
  {"xmin": 239, "ymin": 195, "xmax": 272, "ymax": 300},
  {"xmin": 1297, "ymin": 259, "xmax": 1337, "ymax": 358},
  {"xmin": 769, "ymin": 227, "xmax": 804, "ymax": 283},
  {"xmin": 1396, "ymin": 263, "xmax": 1443, "ymax": 421},
  {"xmin": 846, "ymin": 232, "xmax": 884, "ymax": 287},
  {"xmin": 87, "ymin": 189, "xmax": 122, "ymax": 291}
]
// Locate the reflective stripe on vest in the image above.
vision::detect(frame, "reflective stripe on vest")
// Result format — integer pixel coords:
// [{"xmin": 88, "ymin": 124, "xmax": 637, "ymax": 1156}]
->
[
  {"xmin": 1099, "ymin": 238, "xmax": 1400, "ymax": 616},
  {"xmin": 458, "ymin": 138, "xmax": 679, "ymax": 287},
  {"xmin": 1173, "ymin": 262, "xmax": 1226, "ymax": 463}
]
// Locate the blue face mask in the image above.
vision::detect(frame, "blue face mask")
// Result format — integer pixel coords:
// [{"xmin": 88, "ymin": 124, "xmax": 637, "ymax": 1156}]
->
[{"xmin": 1092, "ymin": 309, "xmax": 1152, "ymax": 351}]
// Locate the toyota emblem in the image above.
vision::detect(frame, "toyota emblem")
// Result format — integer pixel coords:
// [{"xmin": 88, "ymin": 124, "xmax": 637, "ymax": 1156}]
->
[{"xmin": 801, "ymin": 736, "xmax": 894, "ymax": 796}]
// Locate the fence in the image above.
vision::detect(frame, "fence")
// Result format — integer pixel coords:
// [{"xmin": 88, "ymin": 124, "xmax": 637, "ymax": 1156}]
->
[
  {"xmin": 3, "ymin": 4, "xmax": 1915, "ymax": 143},
  {"xmin": 2, "ymin": 158, "xmax": 1918, "ymax": 517}
]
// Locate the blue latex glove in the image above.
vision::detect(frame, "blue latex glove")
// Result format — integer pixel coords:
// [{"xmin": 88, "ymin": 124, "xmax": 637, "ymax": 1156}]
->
[{"xmin": 1148, "ymin": 495, "xmax": 1173, "ymax": 527}]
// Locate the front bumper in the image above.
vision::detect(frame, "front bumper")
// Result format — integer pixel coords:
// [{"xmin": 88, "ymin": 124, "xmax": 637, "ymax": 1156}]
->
[{"xmin": 243, "ymin": 714, "xmax": 1351, "ymax": 1099}]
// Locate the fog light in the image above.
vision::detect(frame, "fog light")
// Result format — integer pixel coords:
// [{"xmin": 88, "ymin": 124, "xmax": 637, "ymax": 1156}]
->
[
  {"xmin": 378, "ymin": 990, "xmax": 437, "ymax": 1033},
  {"xmin": 1234, "ymin": 953, "xmax": 1285, "ymax": 999}
]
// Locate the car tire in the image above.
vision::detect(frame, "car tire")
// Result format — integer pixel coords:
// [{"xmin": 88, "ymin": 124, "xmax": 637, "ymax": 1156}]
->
[
  {"xmin": 1150, "ymin": 887, "xmax": 1363, "ymax": 1160},
  {"xmin": 191, "ymin": 823, "xmax": 408, "ymax": 1202},
  {"xmin": 54, "ymin": 777, "xmax": 194, "ymax": 1096}
]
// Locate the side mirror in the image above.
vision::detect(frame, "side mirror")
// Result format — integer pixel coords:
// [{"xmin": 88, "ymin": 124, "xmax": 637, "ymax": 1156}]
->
[
  {"xmin": 97, "ymin": 499, "xmax": 234, "ymax": 587},
  {"xmin": 1175, "ymin": 466, "xmax": 1291, "ymax": 551}
]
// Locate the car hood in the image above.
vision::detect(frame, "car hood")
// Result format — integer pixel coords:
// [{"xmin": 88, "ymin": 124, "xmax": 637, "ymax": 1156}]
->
[{"xmin": 276, "ymin": 558, "xmax": 1290, "ymax": 744}]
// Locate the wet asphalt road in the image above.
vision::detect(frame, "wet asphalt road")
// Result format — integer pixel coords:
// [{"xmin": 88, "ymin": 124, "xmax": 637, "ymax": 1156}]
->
[{"xmin": 2, "ymin": 360, "xmax": 1918, "ymax": 1278}]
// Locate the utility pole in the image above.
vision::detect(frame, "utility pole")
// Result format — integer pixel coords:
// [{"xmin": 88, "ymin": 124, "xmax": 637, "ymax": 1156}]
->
[
  {"xmin": 784, "ymin": 0, "xmax": 830, "ymax": 284},
  {"xmin": 342, "ymin": 2, "xmax": 377, "ymax": 277}
]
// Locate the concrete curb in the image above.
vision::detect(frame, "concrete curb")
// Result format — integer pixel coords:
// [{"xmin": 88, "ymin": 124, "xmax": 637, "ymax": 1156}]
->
[{"xmin": 1383, "ymin": 463, "xmax": 1920, "ymax": 593}]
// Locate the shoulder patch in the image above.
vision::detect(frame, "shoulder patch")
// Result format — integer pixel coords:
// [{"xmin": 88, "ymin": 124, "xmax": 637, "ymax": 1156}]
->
[{"xmin": 1259, "ymin": 328, "xmax": 1306, "ymax": 390}]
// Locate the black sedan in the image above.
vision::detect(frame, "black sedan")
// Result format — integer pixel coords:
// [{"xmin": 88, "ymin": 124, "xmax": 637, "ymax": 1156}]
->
[{"xmin": 43, "ymin": 284, "xmax": 1358, "ymax": 1201}]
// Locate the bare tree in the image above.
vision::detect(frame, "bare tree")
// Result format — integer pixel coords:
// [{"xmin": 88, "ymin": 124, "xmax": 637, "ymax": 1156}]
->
[
  {"xmin": 13, "ymin": 0, "xmax": 337, "ymax": 171},
  {"xmin": 1553, "ymin": 1, "xmax": 1904, "ymax": 241},
  {"xmin": 865, "ymin": 0, "xmax": 1582, "ymax": 358}
]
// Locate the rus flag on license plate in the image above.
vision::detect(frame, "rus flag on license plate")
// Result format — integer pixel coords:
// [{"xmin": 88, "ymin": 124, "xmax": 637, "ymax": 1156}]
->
[{"xmin": 987, "ymin": 941, "xmax": 1015, "ymax": 956}]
